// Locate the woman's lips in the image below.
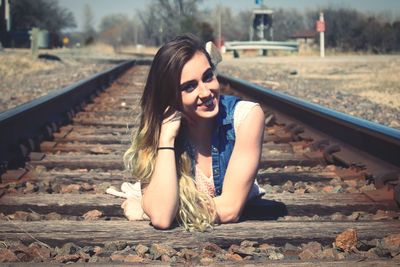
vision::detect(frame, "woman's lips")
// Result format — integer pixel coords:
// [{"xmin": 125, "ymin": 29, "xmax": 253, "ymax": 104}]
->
[
  {"xmin": 198, "ymin": 95, "xmax": 217, "ymax": 107},
  {"xmin": 203, "ymin": 98, "xmax": 214, "ymax": 106}
]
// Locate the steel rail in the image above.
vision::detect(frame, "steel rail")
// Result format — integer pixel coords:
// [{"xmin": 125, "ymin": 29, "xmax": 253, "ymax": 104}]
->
[
  {"xmin": 0, "ymin": 59, "xmax": 151, "ymax": 171},
  {"xmin": 1, "ymin": 61, "xmax": 398, "ymax": 178},
  {"xmin": 217, "ymin": 74, "xmax": 400, "ymax": 174}
]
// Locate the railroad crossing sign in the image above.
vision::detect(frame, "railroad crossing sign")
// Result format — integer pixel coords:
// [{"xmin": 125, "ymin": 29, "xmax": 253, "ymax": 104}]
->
[
  {"xmin": 317, "ymin": 12, "xmax": 325, "ymax": 58},
  {"xmin": 63, "ymin": 36, "xmax": 70, "ymax": 46},
  {"xmin": 316, "ymin": 20, "xmax": 325, "ymax": 32}
]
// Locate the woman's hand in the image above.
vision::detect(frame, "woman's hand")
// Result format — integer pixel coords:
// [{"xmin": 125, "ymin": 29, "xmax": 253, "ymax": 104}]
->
[
  {"xmin": 159, "ymin": 108, "xmax": 182, "ymax": 146},
  {"xmin": 121, "ymin": 197, "xmax": 149, "ymax": 221}
]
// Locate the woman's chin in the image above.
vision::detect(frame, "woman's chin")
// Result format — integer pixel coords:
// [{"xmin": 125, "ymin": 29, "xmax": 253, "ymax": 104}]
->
[{"xmin": 195, "ymin": 105, "xmax": 219, "ymax": 120}]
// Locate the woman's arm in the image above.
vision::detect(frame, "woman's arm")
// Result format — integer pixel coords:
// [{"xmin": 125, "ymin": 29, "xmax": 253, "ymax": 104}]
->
[
  {"xmin": 140, "ymin": 111, "xmax": 182, "ymax": 229},
  {"xmin": 213, "ymin": 105, "xmax": 265, "ymax": 223}
]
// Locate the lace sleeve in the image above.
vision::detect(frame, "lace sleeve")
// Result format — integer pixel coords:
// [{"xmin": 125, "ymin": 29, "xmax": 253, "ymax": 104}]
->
[{"xmin": 233, "ymin": 101, "xmax": 260, "ymax": 134}]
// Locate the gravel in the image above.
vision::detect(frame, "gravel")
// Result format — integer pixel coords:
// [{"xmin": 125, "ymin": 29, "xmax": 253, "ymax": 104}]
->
[
  {"xmin": 218, "ymin": 55, "xmax": 400, "ymax": 130},
  {"xmin": 0, "ymin": 47, "xmax": 128, "ymax": 113},
  {"xmin": 0, "ymin": 233, "xmax": 399, "ymax": 263}
]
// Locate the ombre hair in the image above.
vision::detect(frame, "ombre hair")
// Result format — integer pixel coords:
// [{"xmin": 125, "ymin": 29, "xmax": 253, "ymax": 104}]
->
[{"xmin": 124, "ymin": 34, "xmax": 216, "ymax": 231}]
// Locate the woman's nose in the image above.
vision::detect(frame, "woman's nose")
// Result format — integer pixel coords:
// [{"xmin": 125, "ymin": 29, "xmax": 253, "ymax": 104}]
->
[{"xmin": 198, "ymin": 82, "xmax": 211, "ymax": 98}]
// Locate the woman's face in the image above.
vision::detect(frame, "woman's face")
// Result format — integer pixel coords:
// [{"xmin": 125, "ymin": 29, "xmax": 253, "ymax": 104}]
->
[{"xmin": 180, "ymin": 52, "xmax": 220, "ymax": 122}]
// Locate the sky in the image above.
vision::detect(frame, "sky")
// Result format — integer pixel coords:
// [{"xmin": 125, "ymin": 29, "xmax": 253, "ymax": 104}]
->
[{"xmin": 57, "ymin": 0, "xmax": 400, "ymax": 31}]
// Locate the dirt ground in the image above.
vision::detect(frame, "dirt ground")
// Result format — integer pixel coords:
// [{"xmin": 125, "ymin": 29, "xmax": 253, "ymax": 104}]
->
[
  {"xmin": 218, "ymin": 53, "xmax": 400, "ymax": 129},
  {"xmin": 219, "ymin": 53, "xmax": 400, "ymax": 109},
  {"xmin": 0, "ymin": 45, "xmax": 126, "ymax": 113}
]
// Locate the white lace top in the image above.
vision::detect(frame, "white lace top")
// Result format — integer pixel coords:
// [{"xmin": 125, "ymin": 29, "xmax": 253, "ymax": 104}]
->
[{"xmin": 195, "ymin": 101, "xmax": 261, "ymax": 198}]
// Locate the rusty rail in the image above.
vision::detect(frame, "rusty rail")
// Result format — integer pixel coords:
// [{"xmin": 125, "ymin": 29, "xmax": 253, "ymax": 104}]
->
[
  {"xmin": 217, "ymin": 74, "xmax": 400, "ymax": 176},
  {"xmin": 0, "ymin": 59, "xmax": 151, "ymax": 172}
]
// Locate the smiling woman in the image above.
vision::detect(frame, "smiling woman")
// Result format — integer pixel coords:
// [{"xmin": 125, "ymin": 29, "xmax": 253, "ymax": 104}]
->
[
  {"xmin": 122, "ymin": 34, "xmax": 265, "ymax": 231},
  {"xmin": 180, "ymin": 52, "xmax": 220, "ymax": 121}
]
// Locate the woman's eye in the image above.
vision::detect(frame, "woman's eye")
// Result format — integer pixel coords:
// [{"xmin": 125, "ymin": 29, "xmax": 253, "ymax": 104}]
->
[
  {"xmin": 203, "ymin": 71, "xmax": 214, "ymax": 82},
  {"xmin": 181, "ymin": 81, "xmax": 198, "ymax": 92}
]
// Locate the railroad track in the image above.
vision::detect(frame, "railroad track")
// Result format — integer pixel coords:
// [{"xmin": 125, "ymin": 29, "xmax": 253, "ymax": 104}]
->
[{"xmin": 0, "ymin": 60, "xmax": 399, "ymax": 265}]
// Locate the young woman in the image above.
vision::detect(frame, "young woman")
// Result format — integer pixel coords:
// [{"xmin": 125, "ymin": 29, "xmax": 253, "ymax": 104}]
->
[{"xmin": 122, "ymin": 34, "xmax": 265, "ymax": 231}]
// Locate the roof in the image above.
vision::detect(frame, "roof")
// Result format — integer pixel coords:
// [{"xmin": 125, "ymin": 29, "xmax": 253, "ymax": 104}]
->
[{"xmin": 290, "ymin": 30, "xmax": 317, "ymax": 39}]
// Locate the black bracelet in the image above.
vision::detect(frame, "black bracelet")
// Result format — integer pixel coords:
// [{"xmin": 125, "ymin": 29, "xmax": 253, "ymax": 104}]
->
[{"xmin": 157, "ymin": 147, "xmax": 174, "ymax": 150}]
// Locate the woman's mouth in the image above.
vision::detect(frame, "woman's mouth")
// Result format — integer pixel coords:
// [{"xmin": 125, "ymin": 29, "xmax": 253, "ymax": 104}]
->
[
  {"xmin": 199, "ymin": 96, "xmax": 216, "ymax": 109},
  {"xmin": 203, "ymin": 98, "xmax": 214, "ymax": 107}
]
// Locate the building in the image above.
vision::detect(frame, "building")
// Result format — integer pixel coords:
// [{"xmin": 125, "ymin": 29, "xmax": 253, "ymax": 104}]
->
[{"xmin": 290, "ymin": 30, "xmax": 317, "ymax": 45}]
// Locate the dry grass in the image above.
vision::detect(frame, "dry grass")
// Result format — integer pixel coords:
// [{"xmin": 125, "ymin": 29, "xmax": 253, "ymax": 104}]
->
[
  {"xmin": 220, "ymin": 54, "xmax": 400, "ymax": 109},
  {"xmin": 119, "ymin": 45, "xmax": 159, "ymax": 55},
  {"xmin": 83, "ymin": 43, "xmax": 116, "ymax": 55},
  {"xmin": 0, "ymin": 47, "xmax": 116, "ymax": 113},
  {"xmin": 0, "ymin": 50, "xmax": 60, "ymax": 78},
  {"xmin": 358, "ymin": 91, "xmax": 400, "ymax": 109}
]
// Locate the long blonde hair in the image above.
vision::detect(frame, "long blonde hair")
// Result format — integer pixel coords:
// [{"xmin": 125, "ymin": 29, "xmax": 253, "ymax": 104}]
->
[{"xmin": 124, "ymin": 34, "xmax": 216, "ymax": 231}]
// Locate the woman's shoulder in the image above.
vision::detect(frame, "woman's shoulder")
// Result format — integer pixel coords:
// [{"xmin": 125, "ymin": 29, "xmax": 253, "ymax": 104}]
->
[
  {"xmin": 233, "ymin": 100, "xmax": 262, "ymax": 133},
  {"xmin": 235, "ymin": 100, "xmax": 260, "ymax": 110}
]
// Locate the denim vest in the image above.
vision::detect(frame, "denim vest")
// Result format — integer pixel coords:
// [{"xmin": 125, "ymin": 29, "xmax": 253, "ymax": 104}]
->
[{"xmin": 187, "ymin": 94, "xmax": 241, "ymax": 196}]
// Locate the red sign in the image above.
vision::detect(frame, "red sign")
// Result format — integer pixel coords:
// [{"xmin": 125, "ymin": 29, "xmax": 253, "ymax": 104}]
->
[{"xmin": 316, "ymin": 21, "xmax": 325, "ymax": 32}]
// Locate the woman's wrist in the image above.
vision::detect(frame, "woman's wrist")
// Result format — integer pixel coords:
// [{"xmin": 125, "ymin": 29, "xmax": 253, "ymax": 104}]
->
[
  {"xmin": 159, "ymin": 137, "xmax": 175, "ymax": 147},
  {"xmin": 158, "ymin": 147, "xmax": 174, "ymax": 150}
]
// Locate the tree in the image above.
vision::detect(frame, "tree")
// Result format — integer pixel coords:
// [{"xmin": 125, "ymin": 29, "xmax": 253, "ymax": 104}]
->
[
  {"xmin": 82, "ymin": 4, "xmax": 96, "ymax": 45},
  {"xmin": 197, "ymin": 22, "xmax": 214, "ymax": 42},
  {"xmin": 208, "ymin": 6, "xmax": 237, "ymax": 42},
  {"xmin": 392, "ymin": 21, "xmax": 400, "ymax": 51},
  {"xmin": 138, "ymin": 4, "xmax": 163, "ymax": 45},
  {"xmin": 305, "ymin": 7, "xmax": 400, "ymax": 53},
  {"xmin": 236, "ymin": 10, "xmax": 254, "ymax": 41},
  {"xmin": 11, "ymin": 0, "xmax": 76, "ymax": 33},
  {"xmin": 98, "ymin": 14, "xmax": 137, "ymax": 50},
  {"xmin": 271, "ymin": 8, "xmax": 306, "ymax": 41},
  {"xmin": 314, "ymin": 8, "xmax": 365, "ymax": 51},
  {"xmin": 138, "ymin": 0, "xmax": 206, "ymax": 45}
]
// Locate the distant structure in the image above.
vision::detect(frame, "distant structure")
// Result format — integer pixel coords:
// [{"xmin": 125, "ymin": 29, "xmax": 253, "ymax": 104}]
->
[
  {"xmin": 251, "ymin": 7, "xmax": 273, "ymax": 41},
  {"xmin": 224, "ymin": 0, "xmax": 298, "ymax": 57},
  {"xmin": 290, "ymin": 30, "xmax": 317, "ymax": 44},
  {"xmin": 251, "ymin": 0, "xmax": 273, "ymax": 40},
  {"xmin": 289, "ymin": 30, "xmax": 317, "ymax": 53},
  {"xmin": 0, "ymin": 0, "xmax": 56, "ymax": 48}
]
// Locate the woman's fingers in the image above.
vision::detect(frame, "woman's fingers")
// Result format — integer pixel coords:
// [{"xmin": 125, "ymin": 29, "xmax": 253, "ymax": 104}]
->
[
  {"xmin": 160, "ymin": 108, "xmax": 182, "ymax": 143},
  {"xmin": 122, "ymin": 197, "xmax": 144, "ymax": 221},
  {"xmin": 121, "ymin": 200, "xmax": 127, "ymax": 209},
  {"xmin": 163, "ymin": 108, "xmax": 194, "ymax": 126}
]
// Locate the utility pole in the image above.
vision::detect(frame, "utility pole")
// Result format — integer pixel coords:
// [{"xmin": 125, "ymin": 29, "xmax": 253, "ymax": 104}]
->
[
  {"xmin": 1, "ymin": 0, "xmax": 11, "ymax": 48},
  {"xmin": 5, "ymin": 0, "xmax": 10, "ymax": 31},
  {"xmin": 316, "ymin": 12, "xmax": 325, "ymax": 58}
]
